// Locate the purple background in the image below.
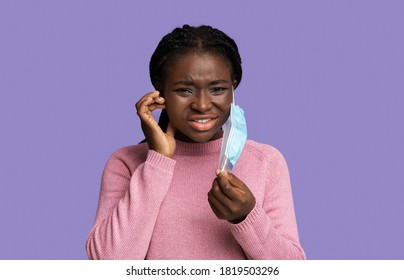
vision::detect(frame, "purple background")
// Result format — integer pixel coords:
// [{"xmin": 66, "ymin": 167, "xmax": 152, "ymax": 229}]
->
[{"xmin": 1, "ymin": 1, "xmax": 403, "ymax": 259}]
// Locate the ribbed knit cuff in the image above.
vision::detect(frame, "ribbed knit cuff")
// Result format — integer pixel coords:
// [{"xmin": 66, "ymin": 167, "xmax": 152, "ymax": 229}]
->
[
  {"xmin": 230, "ymin": 202, "xmax": 271, "ymax": 239},
  {"xmin": 229, "ymin": 203, "xmax": 273, "ymax": 259},
  {"xmin": 146, "ymin": 150, "xmax": 176, "ymax": 171}
]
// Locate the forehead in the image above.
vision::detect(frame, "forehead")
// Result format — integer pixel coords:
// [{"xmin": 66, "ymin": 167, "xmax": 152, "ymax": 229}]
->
[{"xmin": 164, "ymin": 52, "xmax": 233, "ymax": 82}]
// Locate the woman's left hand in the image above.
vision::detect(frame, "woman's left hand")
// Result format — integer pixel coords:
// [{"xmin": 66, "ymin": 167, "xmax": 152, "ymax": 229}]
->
[{"xmin": 208, "ymin": 170, "xmax": 256, "ymax": 224}]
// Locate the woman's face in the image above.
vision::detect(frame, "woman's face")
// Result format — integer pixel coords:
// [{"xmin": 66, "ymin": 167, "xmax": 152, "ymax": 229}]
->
[{"xmin": 161, "ymin": 52, "xmax": 236, "ymax": 143}]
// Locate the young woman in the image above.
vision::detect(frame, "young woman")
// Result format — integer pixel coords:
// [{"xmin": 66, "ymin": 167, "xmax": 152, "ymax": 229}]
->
[{"xmin": 86, "ymin": 25, "xmax": 306, "ymax": 260}]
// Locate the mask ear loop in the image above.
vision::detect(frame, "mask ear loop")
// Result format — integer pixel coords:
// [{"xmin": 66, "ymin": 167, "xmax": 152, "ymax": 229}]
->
[
  {"xmin": 220, "ymin": 157, "xmax": 228, "ymax": 173},
  {"xmin": 220, "ymin": 87, "xmax": 236, "ymax": 173},
  {"xmin": 219, "ymin": 87, "xmax": 234, "ymax": 173}
]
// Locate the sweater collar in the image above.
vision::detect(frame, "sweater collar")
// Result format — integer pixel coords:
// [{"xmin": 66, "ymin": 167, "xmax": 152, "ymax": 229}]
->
[{"xmin": 174, "ymin": 137, "xmax": 222, "ymax": 156}]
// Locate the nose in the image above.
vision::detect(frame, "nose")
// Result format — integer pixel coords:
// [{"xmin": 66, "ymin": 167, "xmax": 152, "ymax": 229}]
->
[{"xmin": 190, "ymin": 91, "xmax": 212, "ymax": 112}]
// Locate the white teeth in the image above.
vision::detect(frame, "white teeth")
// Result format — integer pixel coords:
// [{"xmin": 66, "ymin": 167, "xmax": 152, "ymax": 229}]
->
[{"xmin": 194, "ymin": 119, "xmax": 211, "ymax": 124}]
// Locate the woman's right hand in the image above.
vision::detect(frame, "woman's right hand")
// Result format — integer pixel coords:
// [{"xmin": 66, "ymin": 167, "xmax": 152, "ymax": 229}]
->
[{"xmin": 135, "ymin": 91, "xmax": 176, "ymax": 158}]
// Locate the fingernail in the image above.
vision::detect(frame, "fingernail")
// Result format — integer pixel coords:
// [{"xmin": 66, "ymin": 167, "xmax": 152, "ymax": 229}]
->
[{"xmin": 216, "ymin": 168, "xmax": 227, "ymax": 176}]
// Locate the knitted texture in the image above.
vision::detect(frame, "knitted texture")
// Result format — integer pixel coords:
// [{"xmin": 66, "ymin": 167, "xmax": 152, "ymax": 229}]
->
[{"xmin": 86, "ymin": 138, "xmax": 306, "ymax": 259}]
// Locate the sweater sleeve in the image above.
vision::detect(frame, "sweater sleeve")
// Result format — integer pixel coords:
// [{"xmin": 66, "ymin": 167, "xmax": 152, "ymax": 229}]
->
[
  {"xmin": 230, "ymin": 147, "xmax": 306, "ymax": 260},
  {"xmin": 86, "ymin": 149, "xmax": 176, "ymax": 260}
]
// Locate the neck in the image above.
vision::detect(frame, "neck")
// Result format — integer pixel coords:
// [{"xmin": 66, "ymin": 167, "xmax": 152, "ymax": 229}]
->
[{"xmin": 174, "ymin": 130, "xmax": 223, "ymax": 143}]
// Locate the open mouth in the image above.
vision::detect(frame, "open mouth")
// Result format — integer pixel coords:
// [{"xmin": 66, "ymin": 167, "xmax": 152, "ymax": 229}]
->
[
  {"xmin": 193, "ymin": 119, "xmax": 212, "ymax": 124},
  {"xmin": 188, "ymin": 117, "xmax": 218, "ymax": 131}
]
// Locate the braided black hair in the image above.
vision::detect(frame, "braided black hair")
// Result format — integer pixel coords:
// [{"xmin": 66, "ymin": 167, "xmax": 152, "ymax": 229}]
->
[{"xmin": 147, "ymin": 24, "xmax": 242, "ymax": 135}]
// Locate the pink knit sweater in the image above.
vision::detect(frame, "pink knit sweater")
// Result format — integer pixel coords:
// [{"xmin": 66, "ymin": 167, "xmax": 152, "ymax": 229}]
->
[{"xmin": 86, "ymin": 138, "xmax": 305, "ymax": 259}]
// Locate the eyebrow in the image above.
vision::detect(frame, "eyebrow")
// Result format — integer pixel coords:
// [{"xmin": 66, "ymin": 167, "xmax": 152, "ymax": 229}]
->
[
  {"xmin": 173, "ymin": 80, "xmax": 230, "ymax": 86},
  {"xmin": 209, "ymin": 80, "xmax": 230, "ymax": 85}
]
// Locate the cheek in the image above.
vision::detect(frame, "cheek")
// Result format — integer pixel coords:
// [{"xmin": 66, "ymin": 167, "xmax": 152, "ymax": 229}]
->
[
  {"xmin": 218, "ymin": 95, "xmax": 232, "ymax": 114},
  {"xmin": 163, "ymin": 94, "xmax": 175, "ymax": 112},
  {"xmin": 164, "ymin": 97, "xmax": 185, "ymax": 121}
]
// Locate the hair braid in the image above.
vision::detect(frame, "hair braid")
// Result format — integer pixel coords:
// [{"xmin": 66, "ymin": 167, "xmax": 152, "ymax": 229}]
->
[{"xmin": 150, "ymin": 25, "xmax": 242, "ymax": 89}]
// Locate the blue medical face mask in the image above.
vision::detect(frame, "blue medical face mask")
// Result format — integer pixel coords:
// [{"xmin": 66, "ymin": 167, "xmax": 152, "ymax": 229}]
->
[{"xmin": 218, "ymin": 88, "xmax": 247, "ymax": 172}]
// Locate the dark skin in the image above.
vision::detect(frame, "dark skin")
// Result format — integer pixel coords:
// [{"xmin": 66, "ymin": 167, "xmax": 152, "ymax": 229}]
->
[{"xmin": 135, "ymin": 52, "xmax": 255, "ymax": 223}]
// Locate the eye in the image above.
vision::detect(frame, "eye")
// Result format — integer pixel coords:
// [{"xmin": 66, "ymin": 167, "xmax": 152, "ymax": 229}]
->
[
  {"xmin": 210, "ymin": 87, "xmax": 227, "ymax": 95},
  {"xmin": 174, "ymin": 88, "xmax": 194, "ymax": 96}
]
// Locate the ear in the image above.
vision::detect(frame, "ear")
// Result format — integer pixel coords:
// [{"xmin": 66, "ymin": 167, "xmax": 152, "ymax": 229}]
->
[{"xmin": 232, "ymin": 80, "xmax": 238, "ymax": 90}]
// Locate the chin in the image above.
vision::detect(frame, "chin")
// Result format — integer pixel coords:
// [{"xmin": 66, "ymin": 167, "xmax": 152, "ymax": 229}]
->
[{"xmin": 190, "ymin": 131, "xmax": 224, "ymax": 143}]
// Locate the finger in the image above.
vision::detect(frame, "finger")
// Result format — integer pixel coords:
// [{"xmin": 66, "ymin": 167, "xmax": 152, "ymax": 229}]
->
[
  {"xmin": 136, "ymin": 98, "xmax": 155, "ymax": 119},
  {"xmin": 166, "ymin": 121, "xmax": 176, "ymax": 138},
  {"xmin": 225, "ymin": 173, "xmax": 256, "ymax": 213},
  {"xmin": 136, "ymin": 96, "xmax": 163, "ymax": 119},
  {"xmin": 207, "ymin": 198, "xmax": 222, "ymax": 219},
  {"xmin": 208, "ymin": 190, "xmax": 229, "ymax": 219},
  {"xmin": 145, "ymin": 95, "xmax": 166, "ymax": 111},
  {"xmin": 135, "ymin": 91, "xmax": 154, "ymax": 110},
  {"xmin": 147, "ymin": 103, "xmax": 166, "ymax": 111},
  {"xmin": 210, "ymin": 179, "xmax": 234, "ymax": 210},
  {"xmin": 215, "ymin": 170, "xmax": 240, "ymax": 200},
  {"xmin": 227, "ymin": 172, "xmax": 246, "ymax": 190},
  {"xmin": 153, "ymin": 96, "xmax": 165, "ymax": 104},
  {"xmin": 135, "ymin": 91, "xmax": 160, "ymax": 110}
]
